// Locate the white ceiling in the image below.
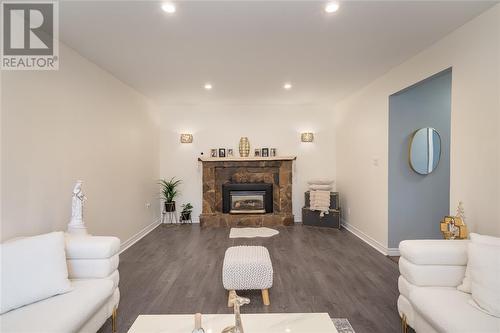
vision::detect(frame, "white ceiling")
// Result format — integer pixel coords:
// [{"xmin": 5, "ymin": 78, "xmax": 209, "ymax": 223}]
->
[{"xmin": 59, "ymin": 1, "xmax": 496, "ymax": 106}]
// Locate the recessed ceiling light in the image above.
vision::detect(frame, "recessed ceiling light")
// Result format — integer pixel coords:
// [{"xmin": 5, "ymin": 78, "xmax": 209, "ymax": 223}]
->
[
  {"xmin": 161, "ymin": 3, "xmax": 176, "ymax": 14},
  {"xmin": 283, "ymin": 83, "xmax": 292, "ymax": 90},
  {"xmin": 204, "ymin": 83, "xmax": 212, "ymax": 90},
  {"xmin": 325, "ymin": 2, "xmax": 340, "ymax": 13}
]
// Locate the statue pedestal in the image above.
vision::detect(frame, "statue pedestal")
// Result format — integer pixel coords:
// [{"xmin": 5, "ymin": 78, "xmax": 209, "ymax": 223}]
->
[
  {"xmin": 67, "ymin": 226, "xmax": 88, "ymax": 236},
  {"xmin": 67, "ymin": 219, "xmax": 89, "ymax": 236}
]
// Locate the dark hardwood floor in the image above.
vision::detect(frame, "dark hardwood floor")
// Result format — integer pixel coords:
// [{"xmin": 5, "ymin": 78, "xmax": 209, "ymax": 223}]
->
[{"xmin": 99, "ymin": 224, "xmax": 400, "ymax": 333}]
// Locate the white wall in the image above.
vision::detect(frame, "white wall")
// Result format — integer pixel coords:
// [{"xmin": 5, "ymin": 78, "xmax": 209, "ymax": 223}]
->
[
  {"xmin": 335, "ymin": 4, "xmax": 500, "ymax": 250},
  {"xmin": 159, "ymin": 104, "xmax": 336, "ymax": 221},
  {"xmin": 1, "ymin": 43, "xmax": 160, "ymax": 243}
]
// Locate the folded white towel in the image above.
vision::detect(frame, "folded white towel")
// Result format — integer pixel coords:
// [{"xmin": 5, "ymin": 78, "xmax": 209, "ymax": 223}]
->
[
  {"xmin": 309, "ymin": 190, "xmax": 331, "ymax": 217},
  {"xmin": 308, "ymin": 179, "xmax": 334, "ymax": 185},
  {"xmin": 309, "ymin": 184, "xmax": 333, "ymax": 191}
]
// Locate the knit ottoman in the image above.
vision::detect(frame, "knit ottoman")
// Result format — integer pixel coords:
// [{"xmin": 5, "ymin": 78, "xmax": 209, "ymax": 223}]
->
[{"xmin": 222, "ymin": 246, "xmax": 273, "ymax": 306}]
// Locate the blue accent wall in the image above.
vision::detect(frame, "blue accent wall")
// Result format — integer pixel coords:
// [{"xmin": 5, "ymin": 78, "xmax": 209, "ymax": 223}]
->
[{"xmin": 388, "ymin": 69, "xmax": 451, "ymax": 248}]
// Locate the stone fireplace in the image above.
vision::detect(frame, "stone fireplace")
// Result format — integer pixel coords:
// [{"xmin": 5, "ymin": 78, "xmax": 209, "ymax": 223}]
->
[{"xmin": 198, "ymin": 156, "xmax": 295, "ymax": 226}]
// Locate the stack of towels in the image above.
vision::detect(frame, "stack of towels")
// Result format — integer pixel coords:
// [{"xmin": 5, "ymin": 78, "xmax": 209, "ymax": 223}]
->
[{"xmin": 308, "ymin": 179, "xmax": 334, "ymax": 217}]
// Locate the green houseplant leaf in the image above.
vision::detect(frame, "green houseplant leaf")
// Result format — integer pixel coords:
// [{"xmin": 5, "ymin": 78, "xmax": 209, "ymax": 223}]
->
[
  {"xmin": 181, "ymin": 203, "xmax": 193, "ymax": 214},
  {"xmin": 158, "ymin": 177, "xmax": 182, "ymax": 203}
]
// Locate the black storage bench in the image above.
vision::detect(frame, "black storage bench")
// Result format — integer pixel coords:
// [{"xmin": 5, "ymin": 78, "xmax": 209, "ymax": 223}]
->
[{"xmin": 302, "ymin": 191, "xmax": 341, "ymax": 229}]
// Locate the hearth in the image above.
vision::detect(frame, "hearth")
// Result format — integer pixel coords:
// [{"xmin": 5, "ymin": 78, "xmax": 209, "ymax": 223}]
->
[{"xmin": 222, "ymin": 183, "xmax": 273, "ymax": 214}]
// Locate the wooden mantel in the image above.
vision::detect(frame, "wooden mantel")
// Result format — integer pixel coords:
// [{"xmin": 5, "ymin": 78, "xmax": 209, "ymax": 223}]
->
[{"xmin": 198, "ymin": 156, "xmax": 296, "ymax": 162}]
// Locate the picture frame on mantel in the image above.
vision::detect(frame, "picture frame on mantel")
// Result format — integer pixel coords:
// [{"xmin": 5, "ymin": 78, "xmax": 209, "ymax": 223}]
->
[
  {"xmin": 210, "ymin": 149, "xmax": 217, "ymax": 157},
  {"xmin": 254, "ymin": 149, "xmax": 261, "ymax": 157},
  {"xmin": 219, "ymin": 148, "xmax": 226, "ymax": 158},
  {"xmin": 262, "ymin": 148, "xmax": 269, "ymax": 157}
]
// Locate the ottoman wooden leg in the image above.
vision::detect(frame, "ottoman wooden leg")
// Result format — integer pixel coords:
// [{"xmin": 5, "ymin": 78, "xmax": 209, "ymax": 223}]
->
[
  {"xmin": 228, "ymin": 290, "xmax": 236, "ymax": 307},
  {"xmin": 262, "ymin": 289, "xmax": 270, "ymax": 306}
]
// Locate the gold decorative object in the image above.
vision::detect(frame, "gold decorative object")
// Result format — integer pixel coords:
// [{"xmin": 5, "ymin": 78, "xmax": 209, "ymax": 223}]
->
[
  {"xmin": 239, "ymin": 137, "xmax": 250, "ymax": 157},
  {"xmin": 301, "ymin": 132, "xmax": 314, "ymax": 142},
  {"xmin": 180, "ymin": 133, "xmax": 193, "ymax": 143},
  {"xmin": 440, "ymin": 215, "xmax": 467, "ymax": 240}
]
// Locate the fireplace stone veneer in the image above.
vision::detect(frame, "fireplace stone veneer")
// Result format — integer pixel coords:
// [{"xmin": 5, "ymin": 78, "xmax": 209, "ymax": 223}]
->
[{"xmin": 198, "ymin": 156, "xmax": 296, "ymax": 227}]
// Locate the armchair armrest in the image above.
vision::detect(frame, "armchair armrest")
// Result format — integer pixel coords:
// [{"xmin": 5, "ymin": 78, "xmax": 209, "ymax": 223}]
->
[
  {"xmin": 398, "ymin": 240, "xmax": 468, "ymax": 288},
  {"xmin": 65, "ymin": 235, "xmax": 120, "ymax": 259},
  {"xmin": 399, "ymin": 239, "xmax": 468, "ymax": 265},
  {"xmin": 64, "ymin": 235, "xmax": 120, "ymax": 279}
]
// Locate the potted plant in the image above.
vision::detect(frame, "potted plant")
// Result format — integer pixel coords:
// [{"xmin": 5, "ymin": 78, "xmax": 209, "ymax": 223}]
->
[
  {"xmin": 180, "ymin": 203, "xmax": 193, "ymax": 222},
  {"xmin": 159, "ymin": 177, "xmax": 182, "ymax": 212}
]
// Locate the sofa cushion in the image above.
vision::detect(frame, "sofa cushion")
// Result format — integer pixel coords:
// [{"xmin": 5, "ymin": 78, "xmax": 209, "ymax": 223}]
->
[
  {"xmin": 469, "ymin": 241, "xmax": 500, "ymax": 317},
  {"xmin": 0, "ymin": 232, "xmax": 72, "ymax": 314},
  {"xmin": 410, "ymin": 288, "xmax": 500, "ymax": 332},
  {"xmin": 459, "ymin": 233, "xmax": 500, "ymax": 294},
  {"xmin": 399, "ymin": 239, "xmax": 468, "ymax": 265},
  {"xmin": 0, "ymin": 278, "xmax": 114, "ymax": 333},
  {"xmin": 471, "ymin": 233, "xmax": 500, "ymax": 246}
]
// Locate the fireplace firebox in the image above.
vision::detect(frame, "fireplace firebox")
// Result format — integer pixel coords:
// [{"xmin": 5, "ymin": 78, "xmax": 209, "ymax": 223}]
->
[{"xmin": 222, "ymin": 183, "xmax": 273, "ymax": 214}]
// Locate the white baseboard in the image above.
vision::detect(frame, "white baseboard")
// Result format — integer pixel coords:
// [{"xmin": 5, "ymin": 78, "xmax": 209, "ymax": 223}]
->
[
  {"xmin": 387, "ymin": 248, "xmax": 400, "ymax": 256},
  {"xmin": 120, "ymin": 218, "xmax": 161, "ymax": 254},
  {"xmin": 341, "ymin": 219, "xmax": 389, "ymax": 256}
]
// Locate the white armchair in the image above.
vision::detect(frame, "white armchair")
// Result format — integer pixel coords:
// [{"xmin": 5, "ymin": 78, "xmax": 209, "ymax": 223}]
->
[
  {"xmin": 1, "ymin": 234, "xmax": 120, "ymax": 333},
  {"xmin": 397, "ymin": 239, "xmax": 500, "ymax": 333}
]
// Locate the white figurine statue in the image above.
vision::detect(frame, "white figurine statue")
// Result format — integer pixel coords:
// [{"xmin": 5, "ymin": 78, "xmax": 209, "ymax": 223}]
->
[
  {"xmin": 67, "ymin": 180, "xmax": 89, "ymax": 236},
  {"xmin": 456, "ymin": 201, "xmax": 466, "ymax": 222}
]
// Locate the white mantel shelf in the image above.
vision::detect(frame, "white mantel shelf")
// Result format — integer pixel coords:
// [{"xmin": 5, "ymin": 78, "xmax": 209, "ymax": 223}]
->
[{"xmin": 198, "ymin": 156, "xmax": 296, "ymax": 162}]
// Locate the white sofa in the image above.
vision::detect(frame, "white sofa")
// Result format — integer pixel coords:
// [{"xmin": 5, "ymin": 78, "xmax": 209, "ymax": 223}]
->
[
  {"xmin": 1, "ymin": 234, "xmax": 120, "ymax": 333},
  {"xmin": 397, "ymin": 239, "xmax": 500, "ymax": 333}
]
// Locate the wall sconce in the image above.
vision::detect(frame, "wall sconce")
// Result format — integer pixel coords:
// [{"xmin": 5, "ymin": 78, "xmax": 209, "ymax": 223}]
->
[
  {"xmin": 180, "ymin": 133, "xmax": 193, "ymax": 143},
  {"xmin": 301, "ymin": 132, "xmax": 314, "ymax": 142}
]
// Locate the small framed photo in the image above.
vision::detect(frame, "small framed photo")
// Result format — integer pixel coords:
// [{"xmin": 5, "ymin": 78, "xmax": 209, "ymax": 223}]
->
[
  {"xmin": 219, "ymin": 148, "xmax": 226, "ymax": 158},
  {"xmin": 210, "ymin": 149, "xmax": 218, "ymax": 157},
  {"xmin": 261, "ymin": 148, "xmax": 269, "ymax": 157},
  {"xmin": 227, "ymin": 149, "xmax": 234, "ymax": 157},
  {"xmin": 270, "ymin": 148, "xmax": 277, "ymax": 157},
  {"xmin": 254, "ymin": 149, "xmax": 261, "ymax": 157}
]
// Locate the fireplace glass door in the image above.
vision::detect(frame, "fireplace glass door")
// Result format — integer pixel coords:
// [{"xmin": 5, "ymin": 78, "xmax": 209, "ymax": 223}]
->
[
  {"xmin": 230, "ymin": 191, "xmax": 266, "ymax": 214},
  {"xmin": 222, "ymin": 183, "xmax": 273, "ymax": 214}
]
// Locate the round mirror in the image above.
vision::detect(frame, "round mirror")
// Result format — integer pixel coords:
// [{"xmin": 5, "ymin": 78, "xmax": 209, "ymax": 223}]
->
[{"xmin": 409, "ymin": 127, "xmax": 441, "ymax": 175}]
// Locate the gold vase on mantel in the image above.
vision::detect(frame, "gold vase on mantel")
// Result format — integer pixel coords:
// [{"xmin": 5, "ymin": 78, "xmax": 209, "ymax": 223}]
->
[{"xmin": 239, "ymin": 137, "xmax": 250, "ymax": 157}]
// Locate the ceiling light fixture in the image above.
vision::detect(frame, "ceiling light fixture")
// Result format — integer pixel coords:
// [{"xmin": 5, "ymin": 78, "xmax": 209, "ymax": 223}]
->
[
  {"xmin": 204, "ymin": 83, "xmax": 212, "ymax": 90},
  {"xmin": 325, "ymin": 2, "xmax": 340, "ymax": 13},
  {"xmin": 283, "ymin": 83, "xmax": 292, "ymax": 90},
  {"xmin": 161, "ymin": 3, "xmax": 176, "ymax": 14}
]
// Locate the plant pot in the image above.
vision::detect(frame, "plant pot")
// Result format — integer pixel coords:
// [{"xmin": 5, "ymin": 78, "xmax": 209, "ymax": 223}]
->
[
  {"xmin": 180, "ymin": 212, "xmax": 191, "ymax": 221},
  {"xmin": 165, "ymin": 201, "xmax": 176, "ymax": 212}
]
